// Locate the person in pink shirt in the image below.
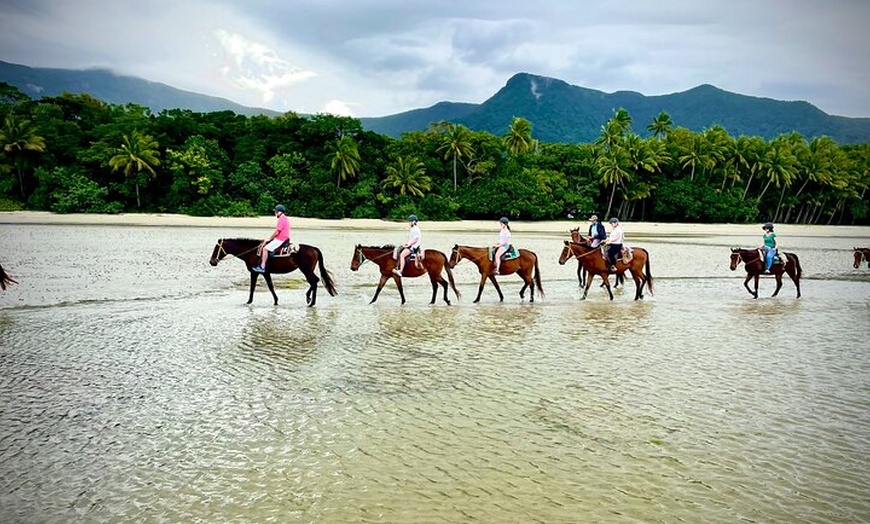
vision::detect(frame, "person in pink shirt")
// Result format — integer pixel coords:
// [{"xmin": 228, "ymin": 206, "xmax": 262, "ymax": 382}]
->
[{"xmin": 253, "ymin": 204, "xmax": 291, "ymax": 273}]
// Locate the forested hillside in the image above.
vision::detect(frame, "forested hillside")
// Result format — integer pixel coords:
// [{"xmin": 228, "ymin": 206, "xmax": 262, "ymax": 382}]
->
[{"xmin": 1, "ymin": 82, "xmax": 867, "ymax": 225}]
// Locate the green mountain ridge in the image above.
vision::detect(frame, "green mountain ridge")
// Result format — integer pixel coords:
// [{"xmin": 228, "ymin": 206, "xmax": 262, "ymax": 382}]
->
[
  {"xmin": 361, "ymin": 73, "xmax": 870, "ymax": 144},
  {"xmin": 2, "ymin": 61, "xmax": 867, "ymax": 144}
]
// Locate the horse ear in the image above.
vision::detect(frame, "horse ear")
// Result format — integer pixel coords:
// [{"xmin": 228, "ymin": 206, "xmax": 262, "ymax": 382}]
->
[
  {"xmin": 563, "ymin": 240, "xmax": 569, "ymax": 246},
  {"xmin": 730, "ymin": 246, "xmax": 739, "ymax": 252}
]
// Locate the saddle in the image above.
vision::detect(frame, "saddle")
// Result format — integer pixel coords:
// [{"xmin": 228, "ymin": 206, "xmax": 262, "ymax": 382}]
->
[
  {"xmin": 489, "ymin": 245, "xmax": 519, "ymax": 261},
  {"xmin": 258, "ymin": 241, "xmax": 297, "ymax": 258},
  {"xmin": 758, "ymin": 249, "xmax": 787, "ymax": 267},
  {"xmin": 598, "ymin": 246, "xmax": 633, "ymax": 264},
  {"xmin": 394, "ymin": 246, "xmax": 425, "ymax": 268}
]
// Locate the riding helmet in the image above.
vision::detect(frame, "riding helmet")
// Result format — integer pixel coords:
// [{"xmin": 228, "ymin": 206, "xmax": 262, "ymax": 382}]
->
[
  {"xmin": 408, "ymin": 214, "xmax": 418, "ymax": 222},
  {"xmin": 763, "ymin": 222, "xmax": 774, "ymax": 231},
  {"xmin": 609, "ymin": 217, "xmax": 619, "ymax": 224},
  {"xmin": 274, "ymin": 204, "xmax": 286, "ymax": 213},
  {"xmin": 499, "ymin": 217, "xmax": 509, "ymax": 224}
]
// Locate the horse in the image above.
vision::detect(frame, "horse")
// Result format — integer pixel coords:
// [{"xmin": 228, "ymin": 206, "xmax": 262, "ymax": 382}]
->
[
  {"xmin": 854, "ymin": 247, "xmax": 870, "ymax": 269},
  {"xmin": 0, "ymin": 263, "xmax": 17, "ymax": 291},
  {"xmin": 350, "ymin": 245, "xmax": 460, "ymax": 305},
  {"xmin": 558, "ymin": 240, "xmax": 653, "ymax": 300},
  {"xmin": 729, "ymin": 247, "xmax": 802, "ymax": 299},
  {"xmin": 570, "ymin": 228, "xmax": 624, "ymax": 288},
  {"xmin": 209, "ymin": 238, "xmax": 337, "ymax": 306},
  {"xmin": 448, "ymin": 245, "xmax": 543, "ymax": 303}
]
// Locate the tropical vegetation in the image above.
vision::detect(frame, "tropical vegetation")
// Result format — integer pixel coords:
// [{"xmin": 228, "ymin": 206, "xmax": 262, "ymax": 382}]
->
[{"xmin": 0, "ymin": 82, "xmax": 867, "ymax": 224}]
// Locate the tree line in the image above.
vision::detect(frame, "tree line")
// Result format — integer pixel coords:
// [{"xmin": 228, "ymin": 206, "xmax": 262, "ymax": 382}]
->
[{"xmin": 1, "ymin": 83, "xmax": 867, "ymax": 224}]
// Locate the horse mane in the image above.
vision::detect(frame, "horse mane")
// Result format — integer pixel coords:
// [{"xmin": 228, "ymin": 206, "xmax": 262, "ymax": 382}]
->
[{"xmin": 223, "ymin": 237, "xmax": 260, "ymax": 243}]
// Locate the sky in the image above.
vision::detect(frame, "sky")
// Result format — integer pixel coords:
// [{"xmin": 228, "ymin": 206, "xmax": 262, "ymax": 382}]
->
[{"xmin": 1, "ymin": 0, "xmax": 868, "ymax": 118}]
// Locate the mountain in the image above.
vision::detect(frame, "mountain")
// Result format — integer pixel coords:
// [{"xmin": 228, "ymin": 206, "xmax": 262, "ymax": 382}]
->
[
  {"xmin": 361, "ymin": 73, "xmax": 870, "ymax": 144},
  {"xmin": 0, "ymin": 60, "xmax": 281, "ymax": 117}
]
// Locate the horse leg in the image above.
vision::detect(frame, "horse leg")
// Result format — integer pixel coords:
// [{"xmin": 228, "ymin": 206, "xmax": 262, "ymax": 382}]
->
[
  {"xmin": 301, "ymin": 267, "xmax": 319, "ymax": 307},
  {"xmin": 473, "ymin": 274, "xmax": 488, "ymax": 303},
  {"xmin": 247, "ymin": 272, "xmax": 258, "ymax": 304},
  {"xmin": 772, "ymin": 271, "xmax": 783, "ymax": 298},
  {"xmin": 602, "ymin": 276, "xmax": 614, "ymax": 300},
  {"xmin": 489, "ymin": 275, "xmax": 505, "ymax": 302},
  {"xmin": 577, "ymin": 263, "xmax": 585, "ymax": 288},
  {"xmin": 789, "ymin": 267, "xmax": 802, "ymax": 298},
  {"xmin": 370, "ymin": 275, "xmax": 390, "ymax": 304},
  {"xmin": 394, "ymin": 275, "xmax": 407, "ymax": 305},
  {"xmin": 631, "ymin": 270, "xmax": 643, "ymax": 300},
  {"xmin": 436, "ymin": 273, "xmax": 451, "ymax": 305},
  {"xmin": 742, "ymin": 274, "xmax": 757, "ymax": 298},
  {"xmin": 428, "ymin": 274, "xmax": 439, "ymax": 305},
  {"xmin": 263, "ymin": 273, "xmax": 279, "ymax": 305},
  {"xmin": 520, "ymin": 271, "xmax": 534, "ymax": 303}
]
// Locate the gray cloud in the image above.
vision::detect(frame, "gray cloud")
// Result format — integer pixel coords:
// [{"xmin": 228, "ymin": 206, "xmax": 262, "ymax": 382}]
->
[{"xmin": 0, "ymin": 0, "xmax": 867, "ymax": 117}]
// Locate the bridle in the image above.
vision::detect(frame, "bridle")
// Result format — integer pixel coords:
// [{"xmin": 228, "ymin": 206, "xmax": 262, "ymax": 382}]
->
[
  {"xmin": 565, "ymin": 241, "xmax": 601, "ymax": 261},
  {"xmin": 355, "ymin": 246, "xmax": 395, "ymax": 267},
  {"xmin": 212, "ymin": 239, "xmax": 259, "ymax": 264}
]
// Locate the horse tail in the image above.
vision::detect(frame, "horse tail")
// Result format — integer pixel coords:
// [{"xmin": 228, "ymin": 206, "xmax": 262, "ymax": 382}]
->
[
  {"xmin": 0, "ymin": 263, "xmax": 16, "ymax": 291},
  {"xmin": 442, "ymin": 252, "xmax": 461, "ymax": 300},
  {"xmin": 642, "ymin": 248, "xmax": 654, "ymax": 295},
  {"xmin": 533, "ymin": 253, "xmax": 545, "ymax": 298},
  {"xmin": 790, "ymin": 253, "xmax": 802, "ymax": 280},
  {"xmin": 313, "ymin": 246, "xmax": 338, "ymax": 296}
]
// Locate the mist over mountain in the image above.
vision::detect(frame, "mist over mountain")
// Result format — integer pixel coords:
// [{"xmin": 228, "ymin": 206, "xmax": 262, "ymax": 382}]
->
[
  {"xmin": 361, "ymin": 73, "xmax": 870, "ymax": 144},
  {"xmin": 0, "ymin": 60, "xmax": 281, "ymax": 117},
  {"xmin": 2, "ymin": 62, "xmax": 868, "ymax": 144}
]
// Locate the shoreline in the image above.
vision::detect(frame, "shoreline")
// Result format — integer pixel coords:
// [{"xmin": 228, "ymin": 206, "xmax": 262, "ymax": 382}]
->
[{"xmin": 2, "ymin": 211, "xmax": 869, "ymax": 238}]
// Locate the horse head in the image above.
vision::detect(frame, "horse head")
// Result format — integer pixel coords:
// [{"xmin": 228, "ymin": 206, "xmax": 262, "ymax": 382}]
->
[
  {"xmin": 558, "ymin": 240, "xmax": 573, "ymax": 265},
  {"xmin": 854, "ymin": 247, "xmax": 868, "ymax": 269},
  {"xmin": 569, "ymin": 228, "xmax": 581, "ymax": 243},
  {"xmin": 350, "ymin": 244, "xmax": 364, "ymax": 271},
  {"xmin": 729, "ymin": 247, "xmax": 742, "ymax": 271},
  {"xmin": 448, "ymin": 244, "xmax": 461, "ymax": 268},
  {"xmin": 210, "ymin": 239, "xmax": 227, "ymax": 266}
]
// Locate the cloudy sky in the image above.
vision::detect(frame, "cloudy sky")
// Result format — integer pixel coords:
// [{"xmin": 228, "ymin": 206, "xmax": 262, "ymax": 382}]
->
[{"xmin": 1, "ymin": 0, "xmax": 868, "ymax": 118}]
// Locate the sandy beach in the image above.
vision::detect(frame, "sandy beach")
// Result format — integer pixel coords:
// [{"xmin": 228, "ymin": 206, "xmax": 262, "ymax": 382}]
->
[{"xmin": 2, "ymin": 211, "xmax": 869, "ymax": 239}]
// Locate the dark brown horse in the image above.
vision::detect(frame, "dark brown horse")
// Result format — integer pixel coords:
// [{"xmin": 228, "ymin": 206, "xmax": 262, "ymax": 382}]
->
[
  {"xmin": 729, "ymin": 247, "xmax": 802, "ymax": 299},
  {"xmin": 854, "ymin": 247, "xmax": 870, "ymax": 269},
  {"xmin": 558, "ymin": 241, "xmax": 653, "ymax": 300},
  {"xmin": 448, "ymin": 245, "xmax": 543, "ymax": 303},
  {"xmin": 570, "ymin": 228, "xmax": 624, "ymax": 288},
  {"xmin": 350, "ymin": 245, "xmax": 460, "ymax": 305},
  {"xmin": 209, "ymin": 238, "xmax": 337, "ymax": 306},
  {"xmin": 0, "ymin": 263, "xmax": 17, "ymax": 291}
]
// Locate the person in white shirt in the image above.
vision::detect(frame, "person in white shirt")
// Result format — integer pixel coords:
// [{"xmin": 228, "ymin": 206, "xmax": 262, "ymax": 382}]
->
[
  {"xmin": 603, "ymin": 217, "xmax": 624, "ymax": 272},
  {"xmin": 393, "ymin": 214, "xmax": 422, "ymax": 277},
  {"xmin": 493, "ymin": 217, "xmax": 512, "ymax": 274}
]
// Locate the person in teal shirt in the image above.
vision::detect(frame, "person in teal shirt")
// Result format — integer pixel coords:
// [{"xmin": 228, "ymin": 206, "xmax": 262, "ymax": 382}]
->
[{"xmin": 758, "ymin": 222, "xmax": 778, "ymax": 272}]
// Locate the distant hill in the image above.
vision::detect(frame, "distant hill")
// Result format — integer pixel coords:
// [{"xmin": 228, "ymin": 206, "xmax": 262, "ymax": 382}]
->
[
  {"xmin": 361, "ymin": 73, "xmax": 870, "ymax": 144},
  {"xmin": 0, "ymin": 60, "xmax": 282, "ymax": 117}
]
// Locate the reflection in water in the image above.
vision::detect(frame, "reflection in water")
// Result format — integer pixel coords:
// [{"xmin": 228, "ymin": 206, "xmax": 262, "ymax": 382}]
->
[{"xmin": 1, "ymin": 225, "xmax": 869, "ymax": 522}]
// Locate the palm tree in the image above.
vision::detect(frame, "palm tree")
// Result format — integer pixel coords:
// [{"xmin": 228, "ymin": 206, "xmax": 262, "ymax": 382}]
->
[
  {"xmin": 597, "ymin": 149, "xmax": 632, "ymax": 219},
  {"xmin": 109, "ymin": 130, "xmax": 160, "ymax": 208},
  {"xmin": 504, "ymin": 116, "xmax": 535, "ymax": 157},
  {"xmin": 596, "ymin": 108, "xmax": 632, "ymax": 152},
  {"xmin": 0, "ymin": 115, "xmax": 46, "ymax": 199},
  {"xmin": 330, "ymin": 135, "xmax": 361, "ymax": 187},
  {"xmin": 382, "ymin": 156, "xmax": 431, "ymax": 197},
  {"xmin": 756, "ymin": 137, "xmax": 797, "ymax": 205},
  {"xmin": 647, "ymin": 111, "xmax": 673, "ymax": 140},
  {"xmin": 436, "ymin": 122, "xmax": 474, "ymax": 190}
]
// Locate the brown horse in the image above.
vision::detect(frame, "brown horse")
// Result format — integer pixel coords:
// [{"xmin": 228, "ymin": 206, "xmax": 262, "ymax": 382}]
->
[
  {"xmin": 0, "ymin": 263, "xmax": 17, "ymax": 291},
  {"xmin": 448, "ymin": 245, "xmax": 543, "ymax": 303},
  {"xmin": 558, "ymin": 241, "xmax": 653, "ymax": 300},
  {"xmin": 854, "ymin": 247, "xmax": 870, "ymax": 269},
  {"xmin": 350, "ymin": 245, "xmax": 460, "ymax": 305},
  {"xmin": 729, "ymin": 247, "xmax": 802, "ymax": 299},
  {"xmin": 570, "ymin": 228, "xmax": 624, "ymax": 288},
  {"xmin": 209, "ymin": 238, "xmax": 337, "ymax": 306}
]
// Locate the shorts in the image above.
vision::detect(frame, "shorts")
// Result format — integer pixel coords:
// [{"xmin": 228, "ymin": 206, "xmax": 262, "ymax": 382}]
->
[{"xmin": 266, "ymin": 238, "xmax": 288, "ymax": 252}]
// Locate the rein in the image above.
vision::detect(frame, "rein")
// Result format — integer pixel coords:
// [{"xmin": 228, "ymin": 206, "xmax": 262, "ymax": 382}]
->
[
  {"xmin": 215, "ymin": 240, "xmax": 261, "ymax": 262},
  {"xmin": 567, "ymin": 242, "xmax": 601, "ymax": 260},
  {"xmin": 356, "ymin": 247, "xmax": 396, "ymax": 267}
]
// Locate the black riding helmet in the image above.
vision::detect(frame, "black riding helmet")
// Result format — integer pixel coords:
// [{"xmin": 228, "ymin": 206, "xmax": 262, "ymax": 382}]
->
[{"xmin": 763, "ymin": 222, "xmax": 774, "ymax": 231}]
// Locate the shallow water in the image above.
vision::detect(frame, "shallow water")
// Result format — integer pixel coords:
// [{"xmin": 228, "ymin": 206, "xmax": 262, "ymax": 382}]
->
[{"xmin": 1, "ymin": 223, "xmax": 869, "ymax": 522}]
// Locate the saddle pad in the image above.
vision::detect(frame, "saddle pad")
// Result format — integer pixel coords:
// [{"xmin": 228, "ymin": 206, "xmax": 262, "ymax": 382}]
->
[{"xmin": 489, "ymin": 246, "xmax": 519, "ymax": 261}]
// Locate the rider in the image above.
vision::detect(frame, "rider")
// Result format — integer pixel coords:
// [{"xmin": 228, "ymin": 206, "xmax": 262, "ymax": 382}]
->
[
  {"xmin": 603, "ymin": 217, "xmax": 624, "ymax": 272},
  {"xmin": 587, "ymin": 214, "xmax": 607, "ymax": 248},
  {"xmin": 393, "ymin": 214, "xmax": 422, "ymax": 277},
  {"xmin": 493, "ymin": 216, "xmax": 512, "ymax": 275},
  {"xmin": 253, "ymin": 204, "xmax": 291, "ymax": 273},
  {"xmin": 758, "ymin": 222, "xmax": 778, "ymax": 273}
]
